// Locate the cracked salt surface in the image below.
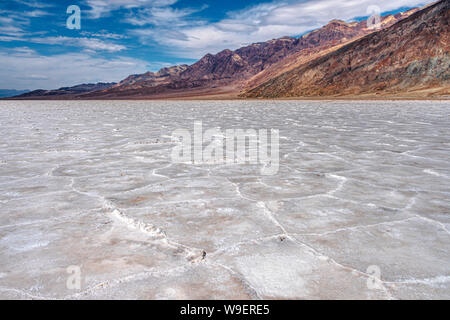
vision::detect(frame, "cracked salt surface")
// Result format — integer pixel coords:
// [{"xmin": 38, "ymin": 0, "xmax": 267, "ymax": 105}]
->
[{"xmin": 0, "ymin": 100, "xmax": 449, "ymax": 300}]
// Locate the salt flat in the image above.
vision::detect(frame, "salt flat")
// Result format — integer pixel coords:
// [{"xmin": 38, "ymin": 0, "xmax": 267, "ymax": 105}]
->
[{"xmin": 0, "ymin": 100, "xmax": 449, "ymax": 300}]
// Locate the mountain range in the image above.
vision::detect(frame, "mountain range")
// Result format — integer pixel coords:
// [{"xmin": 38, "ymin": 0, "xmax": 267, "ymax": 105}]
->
[
  {"xmin": 13, "ymin": 82, "xmax": 116, "ymax": 98},
  {"xmin": 0, "ymin": 89, "xmax": 29, "ymax": 98},
  {"xmin": 9, "ymin": 0, "xmax": 449, "ymax": 100}
]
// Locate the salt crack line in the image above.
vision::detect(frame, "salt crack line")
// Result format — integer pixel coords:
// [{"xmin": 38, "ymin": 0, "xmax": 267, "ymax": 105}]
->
[
  {"xmin": 226, "ymin": 177, "xmax": 289, "ymax": 235},
  {"xmin": 423, "ymin": 169, "xmax": 448, "ymax": 178},
  {"xmin": 291, "ymin": 217, "xmax": 418, "ymax": 237},
  {"xmin": 107, "ymin": 207, "xmax": 166, "ymax": 239},
  {"xmin": 66, "ymin": 265, "xmax": 189, "ymax": 299},
  {"xmin": 413, "ymin": 214, "xmax": 450, "ymax": 235},
  {"xmin": 0, "ymin": 286, "xmax": 56, "ymax": 300},
  {"xmin": 207, "ymin": 261, "xmax": 262, "ymax": 300},
  {"xmin": 326, "ymin": 173, "xmax": 347, "ymax": 195},
  {"xmin": 210, "ymin": 234, "xmax": 285, "ymax": 256},
  {"xmin": 70, "ymin": 176, "xmax": 207, "ymax": 263},
  {"xmin": 256, "ymin": 201, "xmax": 288, "ymax": 235},
  {"xmin": 103, "ymin": 201, "xmax": 206, "ymax": 263},
  {"xmin": 288, "ymin": 237, "xmax": 395, "ymax": 300},
  {"xmin": 387, "ymin": 275, "xmax": 450, "ymax": 285}
]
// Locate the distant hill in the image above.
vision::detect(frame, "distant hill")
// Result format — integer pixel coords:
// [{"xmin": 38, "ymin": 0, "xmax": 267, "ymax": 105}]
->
[
  {"xmin": 11, "ymin": 82, "xmax": 116, "ymax": 99},
  {"xmin": 0, "ymin": 89, "xmax": 30, "ymax": 98}
]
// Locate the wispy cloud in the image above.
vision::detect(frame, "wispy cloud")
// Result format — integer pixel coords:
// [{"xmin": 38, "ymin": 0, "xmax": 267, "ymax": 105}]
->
[
  {"xmin": 84, "ymin": 0, "xmax": 178, "ymax": 18},
  {"xmin": 24, "ymin": 9, "xmax": 50, "ymax": 17},
  {"xmin": 124, "ymin": 5, "xmax": 206, "ymax": 27},
  {"xmin": 80, "ymin": 30, "xmax": 129, "ymax": 39},
  {"xmin": 13, "ymin": 0, "xmax": 53, "ymax": 8},
  {"xmin": 0, "ymin": 47, "xmax": 148, "ymax": 89},
  {"xmin": 29, "ymin": 36, "xmax": 127, "ymax": 52},
  {"xmin": 0, "ymin": 11, "xmax": 29, "ymax": 37},
  {"xmin": 0, "ymin": 7, "xmax": 51, "ymax": 38},
  {"xmin": 130, "ymin": 0, "xmax": 429, "ymax": 58}
]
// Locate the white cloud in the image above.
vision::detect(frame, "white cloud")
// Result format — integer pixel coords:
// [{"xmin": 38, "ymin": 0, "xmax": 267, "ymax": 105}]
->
[
  {"xmin": 13, "ymin": 0, "xmax": 53, "ymax": 8},
  {"xmin": 0, "ymin": 48, "xmax": 148, "ymax": 89},
  {"xmin": 0, "ymin": 8, "xmax": 51, "ymax": 38},
  {"xmin": 123, "ymin": 3, "xmax": 207, "ymax": 27},
  {"xmin": 0, "ymin": 11, "xmax": 126, "ymax": 53},
  {"xmin": 11, "ymin": 47, "xmax": 36, "ymax": 55},
  {"xmin": 0, "ymin": 25, "xmax": 24, "ymax": 34},
  {"xmin": 0, "ymin": 36, "xmax": 23, "ymax": 42},
  {"xmin": 80, "ymin": 30, "xmax": 129, "ymax": 39},
  {"xmin": 84, "ymin": 0, "xmax": 177, "ymax": 18},
  {"xmin": 0, "ymin": 11, "xmax": 29, "ymax": 37},
  {"xmin": 24, "ymin": 10, "xmax": 50, "ymax": 17},
  {"xmin": 29, "ymin": 36, "xmax": 127, "ymax": 52},
  {"xmin": 131, "ymin": 0, "xmax": 431, "ymax": 58}
]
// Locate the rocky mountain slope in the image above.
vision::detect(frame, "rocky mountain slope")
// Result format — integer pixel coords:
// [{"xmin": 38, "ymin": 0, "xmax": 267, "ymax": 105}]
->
[
  {"xmin": 115, "ymin": 65, "xmax": 188, "ymax": 88},
  {"xmin": 245, "ymin": 0, "xmax": 449, "ymax": 98},
  {"xmin": 244, "ymin": 10, "xmax": 420, "ymax": 90}
]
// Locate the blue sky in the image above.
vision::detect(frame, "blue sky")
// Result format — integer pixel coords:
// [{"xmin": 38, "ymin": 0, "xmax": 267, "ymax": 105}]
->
[{"xmin": 0, "ymin": 0, "xmax": 432, "ymax": 90}]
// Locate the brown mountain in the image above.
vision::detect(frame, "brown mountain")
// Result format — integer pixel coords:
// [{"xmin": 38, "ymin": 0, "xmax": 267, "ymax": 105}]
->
[
  {"xmin": 82, "ymin": 9, "xmax": 416, "ymax": 99},
  {"xmin": 244, "ymin": 10, "xmax": 420, "ymax": 90},
  {"xmin": 245, "ymin": 0, "xmax": 449, "ymax": 98},
  {"xmin": 114, "ymin": 65, "xmax": 188, "ymax": 88},
  {"xmin": 83, "ymin": 38, "xmax": 300, "ymax": 98}
]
